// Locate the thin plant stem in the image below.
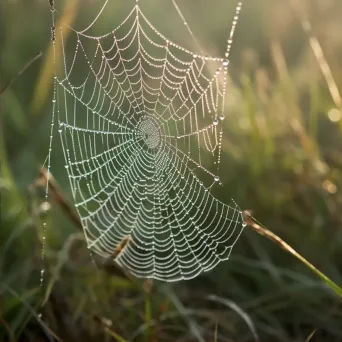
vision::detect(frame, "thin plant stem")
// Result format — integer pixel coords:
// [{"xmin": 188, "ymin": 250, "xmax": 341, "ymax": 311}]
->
[
  {"xmin": 0, "ymin": 51, "xmax": 43, "ymax": 96},
  {"xmin": 243, "ymin": 211, "xmax": 342, "ymax": 298}
]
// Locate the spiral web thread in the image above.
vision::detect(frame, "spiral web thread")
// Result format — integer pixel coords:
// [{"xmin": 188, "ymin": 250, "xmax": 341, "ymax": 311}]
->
[{"xmin": 50, "ymin": 0, "xmax": 245, "ymax": 281}]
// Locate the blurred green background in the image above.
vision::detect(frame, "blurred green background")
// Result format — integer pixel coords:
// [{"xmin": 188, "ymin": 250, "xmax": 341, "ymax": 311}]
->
[{"xmin": 1, "ymin": 0, "xmax": 342, "ymax": 341}]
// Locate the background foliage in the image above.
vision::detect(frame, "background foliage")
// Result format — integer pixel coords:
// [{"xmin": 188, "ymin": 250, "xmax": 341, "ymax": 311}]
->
[{"xmin": 1, "ymin": 0, "xmax": 342, "ymax": 341}]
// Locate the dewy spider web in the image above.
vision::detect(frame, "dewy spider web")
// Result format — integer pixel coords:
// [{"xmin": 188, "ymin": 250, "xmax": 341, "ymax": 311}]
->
[{"xmin": 46, "ymin": 0, "xmax": 245, "ymax": 282}]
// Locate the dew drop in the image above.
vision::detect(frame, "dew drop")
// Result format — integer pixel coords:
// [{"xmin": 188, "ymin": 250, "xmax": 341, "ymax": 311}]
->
[
  {"xmin": 223, "ymin": 59, "xmax": 229, "ymax": 67},
  {"xmin": 213, "ymin": 119, "xmax": 219, "ymax": 126}
]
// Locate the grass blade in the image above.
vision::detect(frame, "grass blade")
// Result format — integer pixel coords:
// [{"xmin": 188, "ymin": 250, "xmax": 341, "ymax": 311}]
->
[
  {"xmin": 243, "ymin": 211, "xmax": 342, "ymax": 298},
  {"xmin": 208, "ymin": 295, "xmax": 260, "ymax": 342}
]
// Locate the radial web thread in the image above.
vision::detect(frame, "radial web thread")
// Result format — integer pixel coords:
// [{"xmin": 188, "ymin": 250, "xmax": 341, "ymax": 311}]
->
[{"xmin": 52, "ymin": 0, "xmax": 245, "ymax": 281}]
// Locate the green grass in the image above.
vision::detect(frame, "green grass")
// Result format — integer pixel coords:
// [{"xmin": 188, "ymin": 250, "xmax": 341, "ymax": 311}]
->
[{"xmin": 1, "ymin": 0, "xmax": 342, "ymax": 341}]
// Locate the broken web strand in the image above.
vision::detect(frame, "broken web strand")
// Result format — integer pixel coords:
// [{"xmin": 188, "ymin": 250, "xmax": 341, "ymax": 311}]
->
[{"xmin": 48, "ymin": 0, "xmax": 245, "ymax": 282}]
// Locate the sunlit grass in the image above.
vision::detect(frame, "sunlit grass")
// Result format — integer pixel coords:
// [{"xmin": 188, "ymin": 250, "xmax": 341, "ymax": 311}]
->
[{"xmin": 1, "ymin": 0, "xmax": 342, "ymax": 341}]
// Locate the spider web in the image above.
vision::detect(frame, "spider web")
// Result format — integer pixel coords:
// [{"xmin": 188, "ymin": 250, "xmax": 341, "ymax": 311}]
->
[{"xmin": 50, "ymin": 0, "xmax": 245, "ymax": 281}]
